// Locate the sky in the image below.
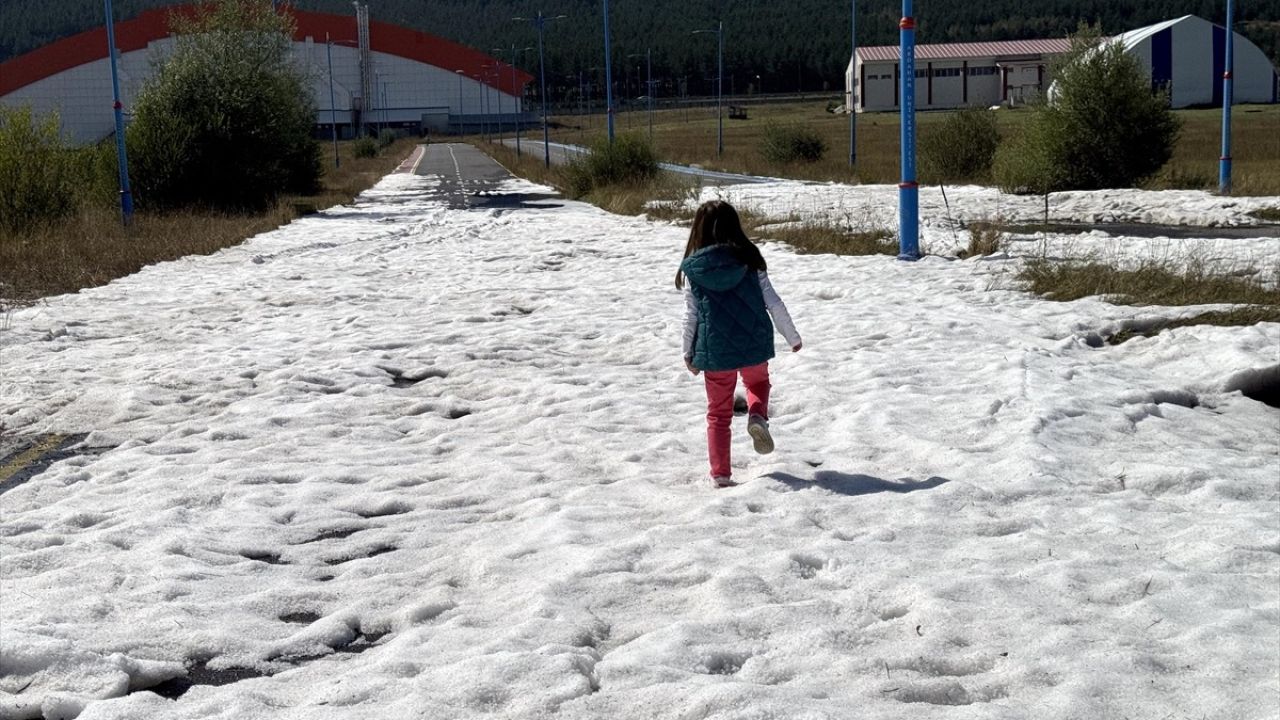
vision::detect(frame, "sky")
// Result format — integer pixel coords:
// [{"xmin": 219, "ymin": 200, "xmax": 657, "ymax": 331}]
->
[{"xmin": 1, "ymin": 167, "xmax": 1277, "ymax": 719}]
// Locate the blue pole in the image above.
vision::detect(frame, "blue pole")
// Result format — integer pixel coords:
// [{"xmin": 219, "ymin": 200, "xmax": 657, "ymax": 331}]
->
[
  {"xmin": 850, "ymin": 0, "xmax": 856, "ymax": 168},
  {"xmin": 104, "ymin": 0, "xmax": 134, "ymax": 225},
  {"xmin": 1219, "ymin": 0, "xmax": 1234, "ymax": 195},
  {"xmin": 897, "ymin": 0, "xmax": 919, "ymax": 260},
  {"xmin": 537, "ymin": 13, "xmax": 551, "ymax": 168},
  {"xmin": 513, "ymin": 46, "xmax": 522, "ymax": 156},
  {"xmin": 716, "ymin": 22, "xmax": 724, "ymax": 157},
  {"xmin": 326, "ymin": 35, "xmax": 340, "ymax": 168},
  {"xmin": 603, "ymin": 0, "xmax": 615, "ymax": 142}
]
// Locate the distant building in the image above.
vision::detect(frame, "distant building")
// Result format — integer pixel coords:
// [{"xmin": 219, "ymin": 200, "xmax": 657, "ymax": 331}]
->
[
  {"xmin": 0, "ymin": 5, "xmax": 535, "ymax": 144},
  {"xmin": 846, "ymin": 15, "xmax": 1278, "ymax": 113},
  {"xmin": 845, "ymin": 38, "xmax": 1072, "ymax": 113},
  {"xmin": 1107, "ymin": 15, "xmax": 1279, "ymax": 108}
]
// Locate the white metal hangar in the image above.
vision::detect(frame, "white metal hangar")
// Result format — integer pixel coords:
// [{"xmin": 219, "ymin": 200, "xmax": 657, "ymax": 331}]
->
[
  {"xmin": 1109, "ymin": 15, "xmax": 1279, "ymax": 108},
  {"xmin": 0, "ymin": 5, "xmax": 535, "ymax": 144},
  {"xmin": 846, "ymin": 15, "xmax": 1278, "ymax": 113}
]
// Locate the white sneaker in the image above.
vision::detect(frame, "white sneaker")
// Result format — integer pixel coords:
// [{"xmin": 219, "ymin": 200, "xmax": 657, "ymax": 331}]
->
[
  {"xmin": 747, "ymin": 415, "xmax": 774, "ymax": 455},
  {"xmin": 711, "ymin": 475, "xmax": 735, "ymax": 488}
]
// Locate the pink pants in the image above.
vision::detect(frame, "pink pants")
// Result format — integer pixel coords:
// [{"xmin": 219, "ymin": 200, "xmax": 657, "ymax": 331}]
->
[{"xmin": 702, "ymin": 362, "xmax": 770, "ymax": 478}]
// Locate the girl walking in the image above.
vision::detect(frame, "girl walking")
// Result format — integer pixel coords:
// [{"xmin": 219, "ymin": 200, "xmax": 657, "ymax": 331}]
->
[{"xmin": 677, "ymin": 200, "xmax": 801, "ymax": 488}]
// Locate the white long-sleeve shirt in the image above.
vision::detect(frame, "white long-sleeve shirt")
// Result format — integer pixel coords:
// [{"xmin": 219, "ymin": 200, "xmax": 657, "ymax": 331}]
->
[{"xmin": 682, "ymin": 271, "xmax": 801, "ymax": 361}]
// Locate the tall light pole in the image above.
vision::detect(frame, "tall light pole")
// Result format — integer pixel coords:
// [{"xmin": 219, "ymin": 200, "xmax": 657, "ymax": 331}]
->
[
  {"xmin": 898, "ymin": 0, "xmax": 919, "ymax": 260},
  {"xmin": 628, "ymin": 50, "xmax": 654, "ymax": 141},
  {"xmin": 849, "ymin": 0, "xmax": 857, "ymax": 168},
  {"xmin": 1219, "ymin": 0, "xmax": 1234, "ymax": 195},
  {"xmin": 456, "ymin": 69, "xmax": 465, "ymax": 135},
  {"xmin": 103, "ymin": 0, "xmax": 133, "ymax": 226},
  {"xmin": 693, "ymin": 22, "xmax": 724, "ymax": 157},
  {"xmin": 603, "ymin": 0, "xmax": 615, "ymax": 142},
  {"xmin": 326, "ymin": 34, "xmax": 340, "ymax": 168},
  {"xmin": 514, "ymin": 12, "xmax": 565, "ymax": 168}
]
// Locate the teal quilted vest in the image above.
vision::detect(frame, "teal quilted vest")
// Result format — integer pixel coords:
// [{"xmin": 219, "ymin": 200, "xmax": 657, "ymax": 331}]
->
[{"xmin": 681, "ymin": 245, "xmax": 775, "ymax": 372}]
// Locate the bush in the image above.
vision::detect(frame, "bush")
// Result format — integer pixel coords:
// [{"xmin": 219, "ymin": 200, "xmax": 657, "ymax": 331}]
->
[
  {"xmin": 352, "ymin": 137, "xmax": 380, "ymax": 158},
  {"xmin": 377, "ymin": 129, "xmax": 398, "ymax": 148},
  {"xmin": 563, "ymin": 133, "xmax": 659, "ymax": 198},
  {"xmin": 760, "ymin": 123, "xmax": 826, "ymax": 164},
  {"xmin": 127, "ymin": 0, "xmax": 321, "ymax": 211},
  {"xmin": 0, "ymin": 106, "xmax": 79, "ymax": 234},
  {"xmin": 994, "ymin": 26, "xmax": 1180, "ymax": 194},
  {"xmin": 920, "ymin": 108, "xmax": 1000, "ymax": 184}
]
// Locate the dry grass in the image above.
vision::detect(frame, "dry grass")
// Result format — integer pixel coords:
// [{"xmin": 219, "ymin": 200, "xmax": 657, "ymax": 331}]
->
[
  {"xmin": 959, "ymin": 220, "xmax": 1006, "ymax": 258},
  {"xmin": 1107, "ymin": 306, "xmax": 1280, "ymax": 344},
  {"xmin": 1249, "ymin": 206, "xmax": 1280, "ymax": 222},
  {"xmin": 477, "ymin": 139, "xmax": 697, "ymax": 219},
  {"xmin": 1019, "ymin": 256, "xmax": 1280, "ymax": 307},
  {"xmin": 758, "ymin": 221, "xmax": 897, "ymax": 257},
  {"xmin": 1153, "ymin": 106, "xmax": 1280, "ymax": 195},
  {"xmin": 551, "ymin": 101, "xmax": 1280, "ymax": 194},
  {"xmin": 0, "ymin": 138, "xmax": 418, "ymax": 306}
]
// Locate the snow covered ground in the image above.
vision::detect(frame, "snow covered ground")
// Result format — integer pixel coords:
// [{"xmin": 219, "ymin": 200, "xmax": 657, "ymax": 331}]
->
[{"xmin": 1, "ymin": 171, "xmax": 1277, "ymax": 720}]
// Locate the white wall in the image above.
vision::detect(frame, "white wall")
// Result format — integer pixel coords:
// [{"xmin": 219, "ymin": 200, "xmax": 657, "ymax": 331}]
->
[{"xmin": 2, "ymin": 39, "xmax": 521, "ymax": 145}]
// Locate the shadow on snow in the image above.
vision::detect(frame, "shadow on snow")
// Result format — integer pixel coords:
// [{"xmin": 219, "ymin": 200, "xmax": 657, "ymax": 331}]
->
[{"xmin": 765, "ymin": 471, "xmax": 950, "ymax": 496}]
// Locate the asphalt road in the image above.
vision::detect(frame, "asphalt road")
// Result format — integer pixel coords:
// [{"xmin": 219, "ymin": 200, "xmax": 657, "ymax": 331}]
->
[{"xmin": 413, "ymin": 142, "xmax": 562, "ymax": 211}]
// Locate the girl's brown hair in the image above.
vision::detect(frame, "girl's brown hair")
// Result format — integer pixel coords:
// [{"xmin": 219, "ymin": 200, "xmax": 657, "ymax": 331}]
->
[{"xmin": 674, "ymin": 200, "xmax": 767, "ymax": 289}]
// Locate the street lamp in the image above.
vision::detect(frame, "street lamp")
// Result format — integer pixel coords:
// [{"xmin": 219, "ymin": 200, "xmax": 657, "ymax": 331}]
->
[
  {"xmin": 513, "ymin": 12, "xmax": 566, "ymax": 168},
  {"xmin": 456, "ymin": 69, "xmax": 466, "ymax": 135},
  {"xmin": 1219, "ymin": 0, "xmax": 1234, "ymax": 194},
  {"xmin": 693, "ymin": 22, "xmax": 724, "ymax": 157},
  {"xmin": 628, "ymin": 50, "xmax": 654, "ymax": 141},
  {"xmin": 325, "ymin": 34, "xmax": 340, "ymax": 168},
  {"xmin": 103, "ymin": 0, "xmax": 133, "ymax": 226},
  {"xmin": 603, "ymin": 0, "xmax": 615, "ymax": 142},
  {"xmin": 488, "ymin": 47, "xmax": 529, "ymax": 155},
  {"xmin": 850, "ymin": 0, "xmax": 857, "ymax": 169}
]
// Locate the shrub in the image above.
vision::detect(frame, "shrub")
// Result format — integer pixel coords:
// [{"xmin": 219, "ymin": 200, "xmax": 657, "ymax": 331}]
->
[
  {"xmin": 920, "ymin": 108, "xmax": 1000, "ymax": 184},
  {"xmin": 352, "ymin": 137, "xmax": 380, "ymax": 158},
  {"xmin": 377, "ymin": 128, "xmax": 398, "ymax": 148},
  {"xmin": 563, "ymin": 133, "xmax": 659, "ymax": 198},
  {"xmin": 994, "ymin": 26, "xmax": 1180, "ymax": 194},
  {"xmin": 760, "ymin": 123, "xmax": 826, "ymax": 164},
  {"xmin": 127, "ymin": 0, "xmax": 321, "ymax": 211},
  {"xmin": 0, "ymin": 106, "xmax": 79, "ymax": 234}
]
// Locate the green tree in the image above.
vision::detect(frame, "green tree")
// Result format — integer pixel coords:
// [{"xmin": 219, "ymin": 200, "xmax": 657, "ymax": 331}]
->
[
  {"xmin": 920, "ymin": 107, "xmax": 1001, "ymax": 184},
  {"xmin": 127, "ymin": 0, "xmax": 320, "ymax": 211},
  {"xmin": 0, "ymin": 106, "xmax": 77, "ymax": 234},
  {"xmin": 995, "ymin": 25, "xmax": 1181, "ymax": 193}
]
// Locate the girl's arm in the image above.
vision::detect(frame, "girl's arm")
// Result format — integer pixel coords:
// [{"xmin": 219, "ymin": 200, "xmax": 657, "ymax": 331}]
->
[
  {"xmin": 758, "ymin": 272, "xmax": 801, "ymax": 350},
  {"xmin": 682, "ymin": 285, "xmax": 699, "ymax": 363}
]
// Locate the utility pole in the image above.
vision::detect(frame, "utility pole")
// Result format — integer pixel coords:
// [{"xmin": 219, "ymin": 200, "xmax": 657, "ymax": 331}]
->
[
  {"xmin": 103, "ymin": 0, "xmax": 133, "ymax": 225},
  {"xmin": 898, "ymin": 0, "xmax": 919, "ymax": 260},
  {"xmin": 603, "ymin": 0, "xmax": 615, "ymax": 142},
  {"xmin": 326, "ymin": 34, "xmax": 340, "ymax": 168},
  {"xmin": 850, "ymin": 0, "xmax": 857, "ymax": 169},
  {"xmin": 1219, "ymin": 0, "xmax": 1234, "ymax": 194}
]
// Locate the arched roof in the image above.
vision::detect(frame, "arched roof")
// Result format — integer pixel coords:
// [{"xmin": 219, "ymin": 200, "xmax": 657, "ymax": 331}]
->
[{"xmin": 0, "ymin": 5, "xmax": 534, "ymax": 97}]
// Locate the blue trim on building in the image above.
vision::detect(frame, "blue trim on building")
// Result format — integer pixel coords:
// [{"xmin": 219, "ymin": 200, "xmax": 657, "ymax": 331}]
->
[{"xmin": 1151, "ymin": 28, "xmax": 1173, "ymax": 95}]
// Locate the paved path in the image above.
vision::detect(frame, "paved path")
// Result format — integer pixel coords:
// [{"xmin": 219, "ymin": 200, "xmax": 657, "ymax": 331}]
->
[
  {"xmin": 414, "ymin": 142, "xmax": 563, "ymax": 211},
  {"xmin": 498, "ymin": 138, "xmax": 772, "ymax": 186}
]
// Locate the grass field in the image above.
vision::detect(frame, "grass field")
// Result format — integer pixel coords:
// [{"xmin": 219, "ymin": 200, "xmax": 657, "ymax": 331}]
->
[
  {"xmin": 545, "ymin": 100, "xmax": 1280, "ymax": 194},
  {"xmin": 0, "ymin": 138, "xmax": 418, "ymax": 307}
]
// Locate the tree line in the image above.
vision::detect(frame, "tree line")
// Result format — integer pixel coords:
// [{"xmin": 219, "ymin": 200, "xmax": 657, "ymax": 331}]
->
[{"xmin": 3, "ymin": 0, "xmax": 1277, "ymax": 99}]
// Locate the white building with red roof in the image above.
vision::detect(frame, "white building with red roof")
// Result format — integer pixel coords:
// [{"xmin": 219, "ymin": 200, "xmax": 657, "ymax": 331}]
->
[{"xmin": 0, "ymin": 5, "xmax": 535, "ymax": 144}]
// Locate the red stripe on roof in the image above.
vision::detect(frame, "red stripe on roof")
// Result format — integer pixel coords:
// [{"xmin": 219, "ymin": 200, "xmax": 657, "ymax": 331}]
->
[
  {"xmin": 858, "ymin": 37, "xmax": 1074, "ymax": 63},
  {"xmin": 0, "ymin": 5, "xmax": 533, "ymax": 97}
]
